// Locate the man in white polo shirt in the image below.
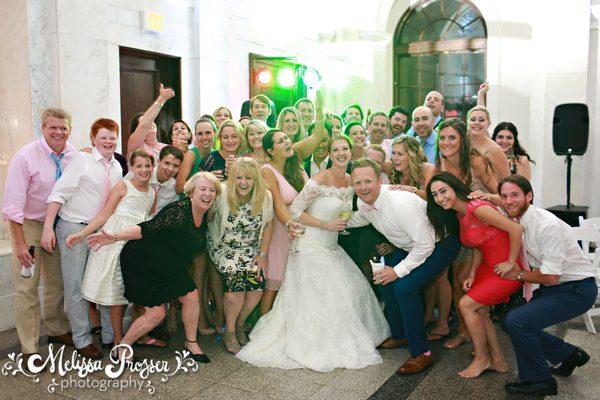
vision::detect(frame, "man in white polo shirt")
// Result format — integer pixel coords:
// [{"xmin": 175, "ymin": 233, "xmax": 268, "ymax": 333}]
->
[{"xmin": 495, "ymin": 175, "xmax": 597, "ymax": 397}]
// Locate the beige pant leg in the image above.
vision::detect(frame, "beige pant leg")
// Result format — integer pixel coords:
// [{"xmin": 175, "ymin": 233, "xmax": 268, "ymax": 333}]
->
[{"xmin": 12, "ymin": 220, "xmax": 43, "ymax": 354}]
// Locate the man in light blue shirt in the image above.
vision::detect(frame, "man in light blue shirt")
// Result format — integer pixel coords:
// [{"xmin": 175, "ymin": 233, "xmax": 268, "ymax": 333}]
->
[
  {"xmin": 406, "ymin": 91, "xmax": 443, "ymax": 136},
  {"xmin": 411, "ymin": 106, "xmax": 438, "ymax": 163}
]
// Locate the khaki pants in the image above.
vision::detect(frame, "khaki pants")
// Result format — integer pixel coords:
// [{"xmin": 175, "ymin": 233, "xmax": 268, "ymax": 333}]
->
[{"xmin": 11, "ymin": 219, "xmax": 70, "ymax": 353}]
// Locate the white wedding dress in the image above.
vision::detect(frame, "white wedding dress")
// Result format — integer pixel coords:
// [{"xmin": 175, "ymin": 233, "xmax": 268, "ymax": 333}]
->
[{"xmin": 236, "ymin": 180, "xmax": 390, "ymax": 372}]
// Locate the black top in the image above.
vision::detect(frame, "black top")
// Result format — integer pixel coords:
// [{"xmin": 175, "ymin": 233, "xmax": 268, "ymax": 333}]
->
[
  {"xmin": 199, "ymin": 150, "xmax": 226, "ymax": 173},
  {"xmin": 120, "ymin": 198, "xmax": 207, "ymax": 306}
]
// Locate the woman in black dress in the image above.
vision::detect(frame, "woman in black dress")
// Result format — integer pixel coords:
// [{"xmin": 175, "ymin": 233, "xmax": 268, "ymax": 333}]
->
[{"xmin": 87, "ymin": 171, "xmax": 221, "ymax": 363}]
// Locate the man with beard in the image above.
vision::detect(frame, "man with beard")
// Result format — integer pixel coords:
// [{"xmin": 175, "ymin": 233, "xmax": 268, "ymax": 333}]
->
[
  {"xmin": 495, "ymin": 175, "xmax": 596, "ymax": 397},
  {"xmin": 388, "ymin": 106, "xmax": 410, "ymax": 139},
  {"xmin": 407, "ymin": 91, "xmax": 444, "ymax": 136},
  {"xmin": 366, "ymin": 112, "xmax": 392, "ymax": 159},
  {"xmin": 410, "ymin": 106, "xmax": 438, "ymax": 163}
]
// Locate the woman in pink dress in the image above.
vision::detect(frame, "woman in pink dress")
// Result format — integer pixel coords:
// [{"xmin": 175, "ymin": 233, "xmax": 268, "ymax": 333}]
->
[
  {"xmin": 427, "ymin": 172, "xmax": 524, "ymax": 379},
  {"xmin": 258, "ymin": 92, "xmax": 329, "ymax": 314}
]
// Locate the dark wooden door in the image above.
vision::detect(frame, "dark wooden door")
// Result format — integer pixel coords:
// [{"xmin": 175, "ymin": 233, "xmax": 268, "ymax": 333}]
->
[{"xmin": 119, "ymin": 47, "xmax": 181, "ymax": 155}]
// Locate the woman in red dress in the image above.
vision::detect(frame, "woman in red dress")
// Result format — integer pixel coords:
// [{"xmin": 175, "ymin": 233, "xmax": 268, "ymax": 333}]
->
[{"xmin": 426, "ymin": 172, "xmax": 524, "ymax": 378}]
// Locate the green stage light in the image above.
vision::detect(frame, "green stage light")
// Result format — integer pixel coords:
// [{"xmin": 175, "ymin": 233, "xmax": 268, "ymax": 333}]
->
[{"xmin": 277, "ymin": 68, "xmax": 296, "ymax": 88}]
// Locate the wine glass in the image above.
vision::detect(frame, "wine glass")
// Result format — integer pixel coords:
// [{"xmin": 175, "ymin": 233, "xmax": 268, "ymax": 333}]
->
[
  {"xmin": 338, "ymin": 202, "xmax": 352, "ymax": 236},
  {"xmin": 289, "ymin": 222, "xmax": 306, "ymax": 253}
]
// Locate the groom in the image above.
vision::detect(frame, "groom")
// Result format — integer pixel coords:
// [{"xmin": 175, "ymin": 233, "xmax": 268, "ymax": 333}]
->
[{"xmin": 348, "ymin": 159, "xmax": 460, "ymax": 374}]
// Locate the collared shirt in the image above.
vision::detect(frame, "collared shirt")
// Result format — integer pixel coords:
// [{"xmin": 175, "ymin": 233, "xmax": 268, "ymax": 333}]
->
[
  {"xmin": 124, "ymin": 166, "xmax": 177, "ymax": 214},
  {"xmin": 519, "ymin": 205, "xmax": 596, "ymax": 284},
  {"xmin": 348, "ymin": 185, "xmax": 436, "ymax": 278},
  {"xmin": 310, "ymin": 156, "xmax": 329, "ymax": 177},
  {"xmin": 365, "ymin": 137, "xmax": 393, "ymax": 159},
  {"xmin": 47, "ymin": 147, "xmax": 123, "ymax": 224},
  {"xmin": 415, "ymin": 131, "xmax": 438, "ymax": 163},
  {"xmin": 2, "ymin": 137, "xmax": 77, "ymax": 223},
  {"xmin": 406, "ymin": 115, "xmax": 443, "ymax": 137}
]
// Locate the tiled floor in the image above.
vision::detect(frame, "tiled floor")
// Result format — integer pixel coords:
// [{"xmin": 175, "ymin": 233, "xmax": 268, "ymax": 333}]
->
[{"xmin": 0, "ymin": 318, "xmax": 598, "ymax": 400}]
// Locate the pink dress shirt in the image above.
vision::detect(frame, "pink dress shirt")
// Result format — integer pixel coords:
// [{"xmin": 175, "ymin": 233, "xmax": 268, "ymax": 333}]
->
[{"xmin": 2, "ymin": 137, "xmax": 76, "ymax": 224}]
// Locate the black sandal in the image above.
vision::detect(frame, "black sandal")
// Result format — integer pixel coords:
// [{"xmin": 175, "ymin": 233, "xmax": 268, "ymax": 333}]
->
[{"xmin": 183, "ymin": 339, "xmax": 210, "ymax": 363}]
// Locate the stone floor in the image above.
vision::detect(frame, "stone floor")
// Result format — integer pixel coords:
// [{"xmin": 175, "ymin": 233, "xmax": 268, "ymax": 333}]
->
[{"xmin": 0, "ymin": 317, "xmax": 598, "ymax": 400}]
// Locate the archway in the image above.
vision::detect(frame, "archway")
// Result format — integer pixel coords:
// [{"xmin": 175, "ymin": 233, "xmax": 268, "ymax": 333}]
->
[{"xmin": 393, "ymin": 0, "xmax": 487, "ymax": 119}]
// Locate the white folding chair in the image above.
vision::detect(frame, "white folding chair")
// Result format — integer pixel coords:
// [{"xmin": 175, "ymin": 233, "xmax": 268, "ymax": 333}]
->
[
  {"xmin": 578, "ymin": 216, "xmax": 600, "ymax": 254},
  {"xmin": 572, "ymin": 223, "xmax": 600, "ymax": 334}
]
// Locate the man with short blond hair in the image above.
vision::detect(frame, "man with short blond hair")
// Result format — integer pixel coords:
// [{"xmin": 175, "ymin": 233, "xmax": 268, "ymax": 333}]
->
[{"xmin": 2, "ymin": 107, "xmax": 76, "ymax": 369}]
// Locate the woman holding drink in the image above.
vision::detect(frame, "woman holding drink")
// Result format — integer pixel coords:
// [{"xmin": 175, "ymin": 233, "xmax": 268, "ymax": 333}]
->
[{"xmin": 237, "ymin": 135, "xmax": 389, "ymax": 372}]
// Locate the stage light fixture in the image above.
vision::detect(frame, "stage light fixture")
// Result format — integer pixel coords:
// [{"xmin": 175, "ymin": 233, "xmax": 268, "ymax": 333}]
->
[
  {"xmin": 302, "ymin": 68, "xmax": 321, "ymax": 88},
  {"xmin": 257, "ymin": 68, "xmax": 272, "ymax": 86},
  {"xmin": 277, "ymin": 68, "xmax": 296, "ymax": 88}
]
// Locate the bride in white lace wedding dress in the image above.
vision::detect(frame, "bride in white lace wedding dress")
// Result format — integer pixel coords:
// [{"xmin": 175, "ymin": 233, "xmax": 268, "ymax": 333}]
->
[{"xmin": 236, "ymin": 179, "xmax": 390, "ymax": 372}]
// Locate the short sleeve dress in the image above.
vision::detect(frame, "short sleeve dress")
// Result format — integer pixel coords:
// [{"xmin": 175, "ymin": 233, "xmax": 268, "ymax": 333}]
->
[
  {"xmin": 119, "ymin": 198, "xmax": 207, "ymax": 307},
  {"xmin": 459, "ymin": 199, "xmax": 523, "ymax": 305}
]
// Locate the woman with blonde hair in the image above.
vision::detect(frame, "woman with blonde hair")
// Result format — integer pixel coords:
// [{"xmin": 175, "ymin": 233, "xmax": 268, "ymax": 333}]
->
[
  {"xmin": 213, "ymin": 106, "xmax": 233, "ymax": 129},
  {"xmin": 389, "ymin": 135, "xmax": 435, "ymax": 201},
  {"xmin": 244, "ymin": 119, "xmax": 269, "ymax": 166},
  {"xmin": 467, "ymin": 106, "xmax": 510, "ymax": 181},
  {"xmin": 276, "ymin": 107, "xmax": 305, "ymax": 143},
  {"xmin": 86, "ymin": 171, "xmax": 221, "ymax": 363},
  {"xmin": 208, "ymin": 157, "xmax": 274, "ymax": 353},
  {"xmin": 199, "ymin": 119, "xmax": 247, "ymax": 181}
]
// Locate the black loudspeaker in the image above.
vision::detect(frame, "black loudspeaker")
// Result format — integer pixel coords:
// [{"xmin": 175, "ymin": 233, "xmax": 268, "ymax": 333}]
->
[{"xmin": 552, "ymin": 103, "xmax": 589, "ymax": 155}]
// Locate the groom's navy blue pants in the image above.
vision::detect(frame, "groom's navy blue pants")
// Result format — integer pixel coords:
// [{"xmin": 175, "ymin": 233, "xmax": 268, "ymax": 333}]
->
[
  {"xmin": 502, "ymin": 277, "xmax": 597, "ymax": 382},
  {"xmin": 381, "ymin": 236, "xmax": 460, "ymax": 357}
]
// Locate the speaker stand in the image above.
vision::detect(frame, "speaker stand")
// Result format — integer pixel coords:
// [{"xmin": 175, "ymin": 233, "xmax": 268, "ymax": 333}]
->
[
  {"xmin": 565, "ymin": 151, "xmax": 573, "ymax": 209},
  {"xmin": 547, "ymin": 150, "xmax": 588, "ymax": 226}
]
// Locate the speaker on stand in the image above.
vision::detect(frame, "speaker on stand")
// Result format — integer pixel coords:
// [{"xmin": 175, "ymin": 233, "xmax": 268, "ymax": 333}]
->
[{"xmin": 546, "ymin": 103, "xmax": 589, "ymax": 226}]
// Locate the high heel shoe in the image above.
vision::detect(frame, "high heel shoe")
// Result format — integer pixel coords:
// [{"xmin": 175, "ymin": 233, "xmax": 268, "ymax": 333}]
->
[
  {"xmin": 222, "ymin": 331, "xmax": 241, "ymax": 354},
  {"xmin": 183, "ymin": 339, "xmax": 210, "ymax": 363},
  {"xmin": 235, "ymin": 326, "xmax": 249, "ymax": 346}
]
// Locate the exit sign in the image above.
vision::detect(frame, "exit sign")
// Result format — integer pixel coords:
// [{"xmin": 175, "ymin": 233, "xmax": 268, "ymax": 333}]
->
[{"xmin": 141, "ymin": 11, "xmax": 165, "ymax": 34}]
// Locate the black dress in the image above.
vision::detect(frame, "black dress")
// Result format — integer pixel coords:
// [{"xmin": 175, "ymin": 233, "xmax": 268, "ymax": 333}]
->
[{"xmin": 120, "ymin": 198, "xmax": 206, "ymax": 307}]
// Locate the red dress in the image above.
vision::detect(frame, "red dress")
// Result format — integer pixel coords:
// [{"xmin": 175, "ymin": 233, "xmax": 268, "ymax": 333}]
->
[{"xmin": 459, "ymin": 200, "xmax": 523, "ymax": 305}]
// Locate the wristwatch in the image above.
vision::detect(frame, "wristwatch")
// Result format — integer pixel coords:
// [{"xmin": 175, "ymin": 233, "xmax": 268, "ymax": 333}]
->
[{"xmin": 516, "ymin": 271, "xmax": 524, "ymax": 281}]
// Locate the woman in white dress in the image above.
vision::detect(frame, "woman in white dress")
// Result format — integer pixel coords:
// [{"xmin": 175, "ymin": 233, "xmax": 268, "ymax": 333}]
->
[
  {"xmin": 67, "ymin": 150, "xmax": 156, "ymax": 346},
  {"xmin": 237, "ymin": 135, "xmax": 390, "ymax": 372}
]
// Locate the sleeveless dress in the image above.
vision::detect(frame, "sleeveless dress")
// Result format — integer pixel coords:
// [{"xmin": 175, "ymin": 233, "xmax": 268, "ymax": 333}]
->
[
  {"xmin": 459, "ymin": 200, "xmax": 524, "ymax": 305},
  {"xmin": 261, "ymin": 163, "xmax": 300, "ymax": 290},
  {"xmin": 81, "ymin": 180, "xmax": 155, "ymax": 306},
  {"xmin": 236, "ymin": 180, "xmax": 390, "ymax": 372}
]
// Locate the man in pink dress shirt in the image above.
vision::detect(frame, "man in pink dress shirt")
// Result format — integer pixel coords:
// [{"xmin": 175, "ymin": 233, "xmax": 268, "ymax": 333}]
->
[{"xmin": 2, "ymin": 108, "xmax": 76, "ymax": 369}]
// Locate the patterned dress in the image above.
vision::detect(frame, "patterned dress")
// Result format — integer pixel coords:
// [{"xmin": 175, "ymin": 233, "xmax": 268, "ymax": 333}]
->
[{"xmin": 208, "ymin": 202, "xmax": 265, "ymax": 292}]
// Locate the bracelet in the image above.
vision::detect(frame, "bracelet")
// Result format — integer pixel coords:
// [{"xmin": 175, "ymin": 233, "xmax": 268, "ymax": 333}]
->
[
  {"xmin": 114, "ymin": 232, "xmax": 118, "ymax": 242},
  {"xmin": 285, "ymin": 220, "xmax": 292, "ymax": 231},
  {"xmin": 154, "ymin": 101, "xmax": 163, "ymax": 108},
  {"xmin": 258, "ymin": 251, "xmax": 268, "ymax": 258},
  {"xmin": 320, "ymin": 220, "xmax": 326, "ymax": 229},
  {"xmin": 412, "ymin": 187, "xmax": 417, "ymax": 193}
]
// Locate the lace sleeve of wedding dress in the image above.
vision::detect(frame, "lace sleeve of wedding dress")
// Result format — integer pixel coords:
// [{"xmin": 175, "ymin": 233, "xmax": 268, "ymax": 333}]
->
[{"xmin": 289, "ymin": 180, "xmax": 322, "ymax": 220}]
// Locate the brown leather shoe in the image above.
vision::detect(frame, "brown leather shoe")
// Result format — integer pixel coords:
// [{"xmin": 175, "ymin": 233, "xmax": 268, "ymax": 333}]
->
[
  {"xmin": 377, "ymin": 337, "xmax": 408, "ymax": 349},
  {"xmin": 23, "ymin": 353, "xmax": 46, "ymax": 373},
  {"xmin": 76, "ymin": 344, "xmax": 103, "ymax": 360},
  {"xmin": 396, "ymin": 353, "xmax": 434, "ymax": 375},
  {"xmin": 47, "ymin": 332, "xmax": 74, "ymax": 347}
]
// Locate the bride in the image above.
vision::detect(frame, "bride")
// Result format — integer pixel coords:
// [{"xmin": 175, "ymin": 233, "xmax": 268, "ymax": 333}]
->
[{"xmin": 236, "ymin": 135, "xmax": 390, "ymax": 372}]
